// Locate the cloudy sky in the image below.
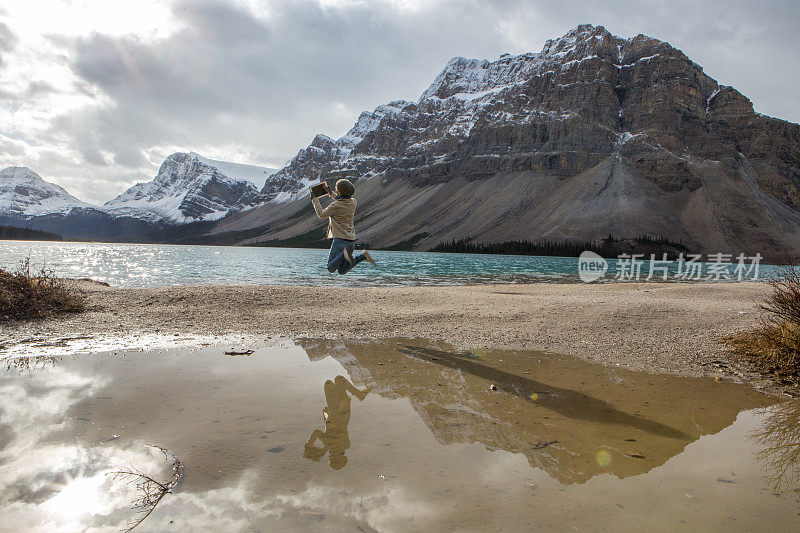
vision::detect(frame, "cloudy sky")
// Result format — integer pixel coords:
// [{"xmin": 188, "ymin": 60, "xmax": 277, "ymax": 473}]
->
[{"xmin": 1, "ymin": 0, "xmax": 798, "ymax": 204}]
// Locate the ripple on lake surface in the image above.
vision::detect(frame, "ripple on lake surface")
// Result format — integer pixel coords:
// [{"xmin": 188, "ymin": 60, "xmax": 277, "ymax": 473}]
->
[
  {"xmin": 1, "ymin": 339, "xmax": 798, "ymax": 531},
  {"xmin": 0, "ymin": 241, "xmax": 781, "ymax": 287}
]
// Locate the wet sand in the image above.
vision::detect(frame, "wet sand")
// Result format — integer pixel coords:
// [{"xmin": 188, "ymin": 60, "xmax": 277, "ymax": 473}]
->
[{"xmin": 1, "ymin": 281, "xmax": 771, "ymax": 380}]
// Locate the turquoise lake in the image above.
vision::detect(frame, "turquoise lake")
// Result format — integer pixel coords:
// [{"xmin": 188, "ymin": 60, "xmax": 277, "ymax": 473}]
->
[{"xmin": 0, "ymin": 240, "xmax": 777, "ymax": 288}]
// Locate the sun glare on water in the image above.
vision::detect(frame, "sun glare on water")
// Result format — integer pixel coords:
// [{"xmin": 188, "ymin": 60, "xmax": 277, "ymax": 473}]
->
[{"xmin": 42, "ymin": 473, "xmax": 110, "ymax": 526}]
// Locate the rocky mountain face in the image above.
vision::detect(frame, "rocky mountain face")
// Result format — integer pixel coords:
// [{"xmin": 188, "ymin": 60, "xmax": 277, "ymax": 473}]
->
[
  {"xmin": 0, "ymin": 153, "xmax": 268, "ymax": 240},
  {"xmin": 261, "ymin": 101, "xmax": 410, "ymax": 201},
  {"xmin": 215, "ymin": 24, "xmax": 800, "ymax": 260}
]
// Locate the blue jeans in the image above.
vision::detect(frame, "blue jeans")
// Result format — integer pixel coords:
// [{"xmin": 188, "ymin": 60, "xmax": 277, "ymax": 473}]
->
[{"xmin": 327, "ymin": 238, "xmax": 365, "ymax": 275}]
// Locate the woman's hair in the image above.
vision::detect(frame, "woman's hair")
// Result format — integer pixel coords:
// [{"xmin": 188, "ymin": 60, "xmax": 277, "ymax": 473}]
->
[{"xmin": 335, "ymin": 179, "xmax": 355, "ymax": 198}]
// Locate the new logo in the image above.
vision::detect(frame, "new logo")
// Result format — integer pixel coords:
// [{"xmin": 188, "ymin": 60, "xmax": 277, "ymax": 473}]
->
[{"xmin": 578, "ymin": 251, "xmax": 608, "ymax": 282}]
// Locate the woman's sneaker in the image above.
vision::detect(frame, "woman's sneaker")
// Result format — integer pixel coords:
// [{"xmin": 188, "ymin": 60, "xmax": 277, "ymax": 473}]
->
[
  {"xmin": 362, "ymin": 250, "xmax": 377, "ymax": 266},
  {"xmin": 343, "ymin": 247, "xmax": 354, "ymax": 265}
]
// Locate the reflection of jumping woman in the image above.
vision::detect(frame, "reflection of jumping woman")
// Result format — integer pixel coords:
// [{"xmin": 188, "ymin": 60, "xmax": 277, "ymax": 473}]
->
[
  {"xmin": 311, "ymin": 179, "xmax": 376, "ymax": 274},
  {"xmin": 304, "ymin": 375, "xmax": 371, "ymax": 470}
]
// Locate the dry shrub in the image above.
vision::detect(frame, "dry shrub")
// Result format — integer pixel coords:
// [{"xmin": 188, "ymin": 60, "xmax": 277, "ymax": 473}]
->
[
  {"xmin": 726, "ymin": 263, "xmax": 800, "ymax": 381},
  {"xmin": 0, "ymin": 259, "xmax": 86, "ymax": 320}
]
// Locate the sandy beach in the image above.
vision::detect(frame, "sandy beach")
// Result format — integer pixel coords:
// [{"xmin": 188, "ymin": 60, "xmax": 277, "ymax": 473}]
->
[{"xmin": 1, "ymin": 280, "xmax": 772, "ymax": 380}]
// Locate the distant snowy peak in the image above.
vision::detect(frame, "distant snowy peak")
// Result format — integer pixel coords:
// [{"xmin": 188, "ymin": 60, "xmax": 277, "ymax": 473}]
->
[
  {"xmin": 2, "ymin": 153, "xmax": 274, "ymax": 224},
  {"xmin": 0, "ymin": 166, "xmax": 92, "ymax": 217},
  {"xmin": 104, "ymin": 152, "xmax": 264, "ymax": 224},
  {"xmin": 540, "ymin": 23, "xmax": 622, "ymax": 60}
]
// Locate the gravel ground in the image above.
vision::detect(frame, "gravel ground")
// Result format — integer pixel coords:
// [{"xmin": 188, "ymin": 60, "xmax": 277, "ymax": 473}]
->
[{"xmin": 1, "ymin": 280, "xmax": 773, "ymax": 381}]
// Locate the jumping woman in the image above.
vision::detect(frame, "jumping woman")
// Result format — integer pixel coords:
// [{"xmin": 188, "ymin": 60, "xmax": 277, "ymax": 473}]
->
[{"xmin": 310, "ymin": 178, "xmax": 377, "ymax": 274}]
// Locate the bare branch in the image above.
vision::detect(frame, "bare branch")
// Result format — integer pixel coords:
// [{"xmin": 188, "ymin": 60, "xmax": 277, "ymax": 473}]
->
[
  {"xmin": 751, "ymin": 401, "xmax": 800, "ymax": 493},
  {"xmin": 108, "ymin": 445, "xmax": 184, "ymax": 532}
]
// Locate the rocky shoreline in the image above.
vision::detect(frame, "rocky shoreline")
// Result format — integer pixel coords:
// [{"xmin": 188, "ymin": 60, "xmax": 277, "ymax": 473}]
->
[{"xmin": 2, "ymin": 280, "xmax": 783, "ymax": 392}]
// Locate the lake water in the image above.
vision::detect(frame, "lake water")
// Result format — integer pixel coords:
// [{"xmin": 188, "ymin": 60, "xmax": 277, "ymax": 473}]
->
[
  {"xmin": 0, "ymin": 240, "xmax": 779, "ymax": 287},
  {"xmin": 2, "ymin": 339, "xmax": 797, "ymax": 532}
]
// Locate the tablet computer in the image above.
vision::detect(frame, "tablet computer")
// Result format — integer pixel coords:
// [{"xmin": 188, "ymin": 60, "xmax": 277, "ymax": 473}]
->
[{"xmin": 309, "ymin": 181, "xmax": 330, "ymax": 198}]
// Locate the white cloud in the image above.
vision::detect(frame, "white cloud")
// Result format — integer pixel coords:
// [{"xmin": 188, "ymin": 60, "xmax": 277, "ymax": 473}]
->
[{"xmin": 0, "ymin": 0, "xmax": 798, "ymax": 204}]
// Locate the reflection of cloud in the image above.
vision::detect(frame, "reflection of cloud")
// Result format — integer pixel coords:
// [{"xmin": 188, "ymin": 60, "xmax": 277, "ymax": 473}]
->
[
  {"xmin": 2, "ymin": 340, "xmax": 789, "ymax": 530},
  {"xmin": 0, "ymin": 365, "xmax": 190, "ymax": 532},
  {"xmin": 150, "ymin": 473, "xmax": 436, "ymax": 532},
  {"xmin": 0, "ymin": 365, "xmax": 136, "ymax": 531},
  {"xmin": 3, "ymin": 445, "xmax": 174, "ymax": 532},
  {"xmin": 0, "ymin": 332, "xmax": 269, "ymax": 359},
  {"xmin": 0, "ymin": 365, "xmax": 104, "ymax": 458}
]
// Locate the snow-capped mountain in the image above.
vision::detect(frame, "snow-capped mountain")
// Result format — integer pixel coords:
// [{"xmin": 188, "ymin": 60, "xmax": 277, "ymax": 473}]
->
[
  {"xmin": 0, "ymin": 166, "xmax": 159, "ymax": 241},
  {"xmin": 6, "ymin": 24, "xmax": 800, "ymax": 256},
  {"xmin": 259, "ymin": 25, "xmax": 650, "ymax": 201},
  {"xmin": 0, "ymin": 167, "xmax": 93, "ymax": 217},
  {"xmin": 224, "ymin": 23, "xmax": 800, "ymax": 260},
  {"xmin": 1, "ymin": 152, "xmax": 273, "ymax": 240},
  {"xmin": 104, "ymin": 152, "xmax": 265, "ymax": 224}
]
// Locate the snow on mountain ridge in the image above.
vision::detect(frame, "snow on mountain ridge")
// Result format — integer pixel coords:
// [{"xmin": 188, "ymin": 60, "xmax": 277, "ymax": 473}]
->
[
  {"xmin": 0, "ymin": 166, "xmax": 93, "ymax": 217},
  {"xmin": 419, "ymin": 24, "xmax": 630, "ymax": 103},
  {"xmin": 190, "ymin": 152, "xmax": 277, "ymax": 187},
  {"xmin": 336, "ymin": 100, "xmax": 411, "ymax": 155},
  {"xmin": 2, "ymin": 151, "xmax": 276, "ymax": 226},
  {"xmin": 264, "ymin": 26, "xmax": 623, "ymax": 200},
  {"xmin": 262, "ymin": 101, "xmax": 414, "ymax": 202}
]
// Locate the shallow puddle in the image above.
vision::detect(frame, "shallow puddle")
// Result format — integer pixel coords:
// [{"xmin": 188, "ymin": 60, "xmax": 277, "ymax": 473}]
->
[{"xmin": 1, "ymin": 339, "xmax": 798, "ymax": 531}]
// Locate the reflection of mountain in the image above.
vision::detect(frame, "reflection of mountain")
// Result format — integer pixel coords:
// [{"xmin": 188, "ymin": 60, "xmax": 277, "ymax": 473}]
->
[{"xmin": 300, "ymin": 339, "xmax": 773, "ymax": 484}]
